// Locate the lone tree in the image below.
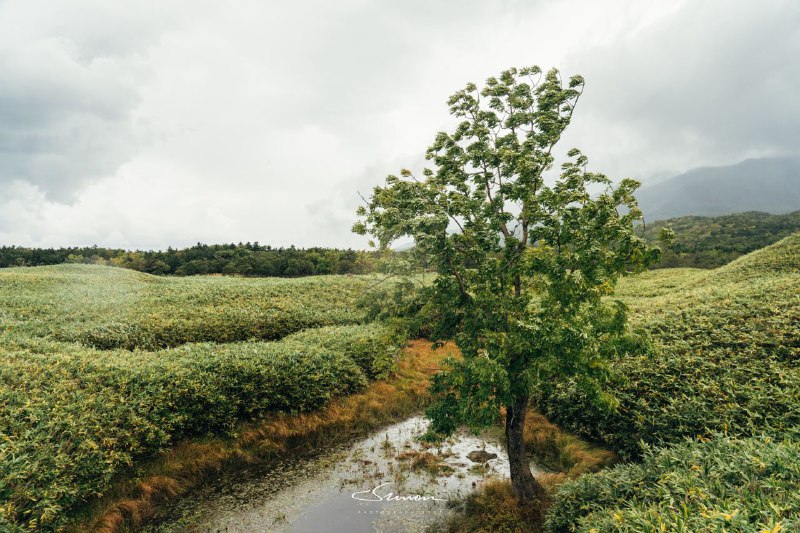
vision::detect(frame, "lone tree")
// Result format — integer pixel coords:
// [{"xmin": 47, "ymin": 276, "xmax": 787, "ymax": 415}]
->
[{"xmin": 353, "ymin": 66, "xmax": 662, "ymax": 506}]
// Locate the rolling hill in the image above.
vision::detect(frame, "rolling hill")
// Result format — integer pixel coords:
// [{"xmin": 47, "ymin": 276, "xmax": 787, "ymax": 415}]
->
[{"xmin": 538, "ymin": 232, "xmax": 800, "ymax": 530}]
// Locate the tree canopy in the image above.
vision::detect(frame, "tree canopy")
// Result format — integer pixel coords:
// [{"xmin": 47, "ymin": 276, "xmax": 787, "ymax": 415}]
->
[{"xmin": 355, "ymin": 65, "xmax": 662, "ymax": 506}]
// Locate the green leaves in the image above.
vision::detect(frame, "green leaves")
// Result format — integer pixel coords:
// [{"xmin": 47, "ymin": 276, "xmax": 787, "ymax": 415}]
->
[
  {"xmin": 546, "ymin": 434, "xmax": 800, "ymax": 532},
  {"xmin": 355, "ymin": 64, "xmax": 659, "ymax": 433},
  {"xmin": 427, "ymin": 354, "xmax": 511, "ymax": 435}
]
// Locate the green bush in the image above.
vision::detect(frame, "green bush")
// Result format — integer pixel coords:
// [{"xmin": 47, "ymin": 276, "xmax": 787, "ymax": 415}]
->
[
  {"xmin": 283, "ymin": 323, "xmax": 403, "ymax": 379},
  {"xmin": 0, "ymin": 332, "xmax": 377, "ymax": 528},
  {"xmin": 545, "ymin": 434, "xmax": 800, "ymax": 532},
  {"xmin": 534, "ymin": 234, "xmax": 800, "ymax": 458},
  {"xmin": 0, "ymin": 265, "xmax": 403, "ymax": 530}
]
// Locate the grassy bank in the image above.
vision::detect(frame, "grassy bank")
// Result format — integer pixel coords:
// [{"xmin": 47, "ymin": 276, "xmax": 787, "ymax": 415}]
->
[
  {"xmin": 69, "ymin": 340, "xmax": 455, "ymax": 532},
  {"xmin": 0, "ymin": 327, "xmax": 400, "ymax": 530},
  {"xmin": 546, "ymin": 434, "xmax": 800, "ymax": 532},
  {"xmin": 529, "ymin": 234, "xmax": 800, "ymax": 531},
  {"xmin": 444, "ymin": 411, "xmax": 618, "ymax": 533}
]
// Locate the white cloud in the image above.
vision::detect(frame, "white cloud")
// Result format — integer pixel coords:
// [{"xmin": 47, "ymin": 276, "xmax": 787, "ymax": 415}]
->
[
  {"xmin": 0, "ymin": 0, "xmax": 795, "ymax": 249},
  {"xmin": 558, "ymin": 0, "xmax": 800, "ymax": 179}
]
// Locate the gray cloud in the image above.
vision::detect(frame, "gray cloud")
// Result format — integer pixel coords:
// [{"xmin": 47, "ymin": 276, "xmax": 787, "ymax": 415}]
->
[
  {"xmin": 559, "ymin": 0, "xmax": 800, "ymax": 180},
  {"xmin": 0, "ymin": 0, "xmax": 796, "ymax": 248},
  {"xmin": 0, "ymin": 1, "xmax": 167, "ymax": 200}
]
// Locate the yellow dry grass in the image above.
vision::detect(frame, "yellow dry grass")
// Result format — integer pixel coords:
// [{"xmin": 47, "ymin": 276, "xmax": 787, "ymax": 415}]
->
[{"xmin": 524, "ymin": 411, "xmax": 618, "ymax": 478}]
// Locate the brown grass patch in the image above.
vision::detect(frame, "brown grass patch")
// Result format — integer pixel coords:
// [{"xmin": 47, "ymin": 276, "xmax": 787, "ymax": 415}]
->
[
  {"xmin": 395, "ymin": 450, "xmax": 455, "ymax": 476},
  {"xmin": 445, "ymin": 478, "xmax": 545, "ymax": 533},
  {"xmin": 67, "ymin": 340, "xmax": 456, "ymax": 533},
  {"xmin": 445, "ymin": 410, "xmax": 618, "ymax": 532},
  {"xmin": 523, "ymin": 411, "xmax": 618, "ymax": 477}
]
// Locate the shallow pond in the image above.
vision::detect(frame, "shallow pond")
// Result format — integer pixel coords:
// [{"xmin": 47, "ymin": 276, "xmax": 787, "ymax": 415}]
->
[{"xmin": 147, "ymin": 416, "xmax": 539, "ymax": 532}]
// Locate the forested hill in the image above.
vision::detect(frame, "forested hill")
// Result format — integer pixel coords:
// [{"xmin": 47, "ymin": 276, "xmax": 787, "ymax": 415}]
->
[
  {"xmin": 642, "ymin": 210, "xmax": 800, "ymax": 268},
  {"xmin": 0, "ymin": 243, "xmax": 378, "ymax": 277}
]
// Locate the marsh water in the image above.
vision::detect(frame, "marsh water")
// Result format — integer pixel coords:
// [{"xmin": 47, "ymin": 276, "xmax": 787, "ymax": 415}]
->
[{"xmin": 147, "ymin": 416, "xmax": 541, "ymax": 532}]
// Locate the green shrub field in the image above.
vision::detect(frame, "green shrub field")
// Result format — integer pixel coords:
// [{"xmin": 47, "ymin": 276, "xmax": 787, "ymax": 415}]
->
[
  {"xmin": 546, "ymin": 434, "xmax": 800, "ymax": 532},
  {"xmin": 535, "ymin": 233, "xmax": 800, "ymax": 458},
  {"xmin": 282, "ymin": 323, "xmax": 403, "ymax": 379},
  {"xmin": 2, "ymin": 233, "xmax": 799, "ymax": 531},
  {"xmin": 0, "ymin": 264, "xmax": 369, "ymax": 350},
  {"xmin": 0, "ymin": 265, "xmax": 400, "ymax": 530},
  {"xmin": 538, "ymin": 234, "xmax": 800, "ymax": 530}
]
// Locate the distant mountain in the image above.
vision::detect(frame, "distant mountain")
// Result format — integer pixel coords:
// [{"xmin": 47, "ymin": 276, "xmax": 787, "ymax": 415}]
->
[{"xmin": 636, "ymin": 157, "xmax": 800, "ymax": 222}]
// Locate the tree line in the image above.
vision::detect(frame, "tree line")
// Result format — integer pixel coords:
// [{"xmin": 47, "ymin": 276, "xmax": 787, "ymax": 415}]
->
[
  {"xmin": 4, "ymin": 210, "xmax": 796, "ymax": 277},
  {"xmin": 0, "ymin": 243, "xmax": 380, "ymax": 277}
]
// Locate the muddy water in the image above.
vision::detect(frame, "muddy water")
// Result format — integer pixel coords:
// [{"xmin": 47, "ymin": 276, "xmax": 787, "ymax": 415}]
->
[{"xmin": 148, "ymin": 416, "xmax": 540, "ymax": 532}]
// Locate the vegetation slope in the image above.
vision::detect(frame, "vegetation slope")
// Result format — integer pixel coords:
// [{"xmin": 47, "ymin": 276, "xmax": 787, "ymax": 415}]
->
[
  {"xmin": 0, "ymin": 264, "xmax": 369, "ymax": 349},
  {"xmin": 4, "ymin": 232, "xmax": 799, "ymax": 531},
  {"xmin": 537, "ymin": 233, "xmax": 800, "ymax": 531},
  {"xmin": 0, "ymin": 266, "xmax": 400, "ymax": 531}
]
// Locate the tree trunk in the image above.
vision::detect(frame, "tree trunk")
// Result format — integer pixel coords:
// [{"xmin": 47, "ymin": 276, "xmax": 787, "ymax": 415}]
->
[{"xmin": 505, "ymin": 393, "xmax": 545, "ymax": 503}]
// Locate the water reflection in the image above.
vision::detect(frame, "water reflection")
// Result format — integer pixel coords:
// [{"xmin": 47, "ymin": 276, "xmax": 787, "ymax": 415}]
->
[{"xmin": 150, "ymin": 416, "xmax": 535, "ymax": 532}]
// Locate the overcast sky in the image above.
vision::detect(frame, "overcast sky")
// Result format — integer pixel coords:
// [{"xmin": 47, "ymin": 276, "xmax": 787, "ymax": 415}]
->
[{"xmin": 0, "ymin": 0, "xmax": 797, "ymax": 249}]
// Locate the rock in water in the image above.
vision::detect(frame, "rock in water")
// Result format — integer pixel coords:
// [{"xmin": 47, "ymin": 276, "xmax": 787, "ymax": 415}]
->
[{"xmin": 467, "ymin": 450, "xmax": 497, "ymax": 463}]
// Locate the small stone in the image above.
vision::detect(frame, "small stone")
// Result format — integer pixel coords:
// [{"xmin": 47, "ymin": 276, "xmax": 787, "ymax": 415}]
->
[{"xmin": 467, "ymin": 450, "xmax": 497, "ymax": 463}]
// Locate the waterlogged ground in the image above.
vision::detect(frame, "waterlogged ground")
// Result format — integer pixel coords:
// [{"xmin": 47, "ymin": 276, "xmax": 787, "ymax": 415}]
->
[{"xmin": 147, "ymin": 416, "xmax": 540, "ymax": 532}]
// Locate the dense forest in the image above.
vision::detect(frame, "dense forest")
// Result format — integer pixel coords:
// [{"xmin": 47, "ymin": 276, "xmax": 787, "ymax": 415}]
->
[
  {"xmin": 3, "ymin": 210, "xmax": 799, "ymax": 276},
  {"xmin": 642, "ymin": 210, "xmax": 800, "ymax": 268},
  {"xmin": 0, "ymin": 243, "xmax": 378, "ymax": 277}
]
